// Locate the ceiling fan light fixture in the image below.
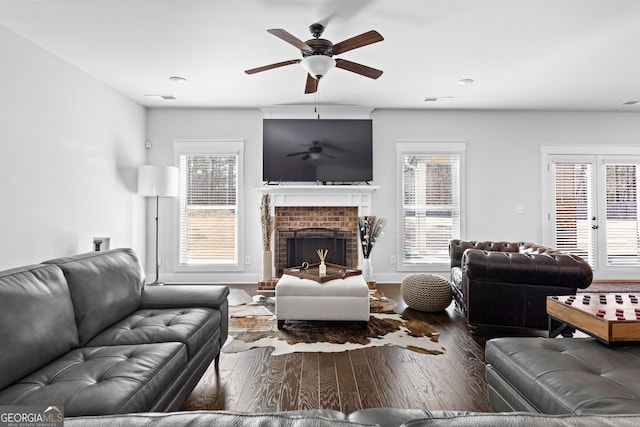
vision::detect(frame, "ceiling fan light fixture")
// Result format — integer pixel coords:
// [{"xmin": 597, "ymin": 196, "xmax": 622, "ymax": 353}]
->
[{"xmin": 301, "ymin": 55, "xmax": 336, "ymax": 80}]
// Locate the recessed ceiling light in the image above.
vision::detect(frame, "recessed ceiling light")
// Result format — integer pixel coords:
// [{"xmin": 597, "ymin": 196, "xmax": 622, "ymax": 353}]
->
[
  {"xmin": 144, "ymin": 95, "xmax": 176, "ymax": 100},
  {"xmin": 622, "ymin": 100, "xmax": 639, "ymax": 106},
  {"xmin": 169, "ymin": 76, "xmax": 187, "ymax": 84},
  {"xmin": 457, "ymin": 78, "xmax": 474, "ymax": 86}
]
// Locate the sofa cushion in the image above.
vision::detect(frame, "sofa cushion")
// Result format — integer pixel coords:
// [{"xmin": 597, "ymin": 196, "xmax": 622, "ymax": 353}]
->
[
  {"xmin": 63, "ymin": 411, "xmax": 640, "ymax": 427},
  {"xmin": 0, "ymin": 343, "xmax": 187, "ymax": 417},
  {"xmin": 44, "ymin": 248, "xmax": 145, "ymax": 346},
  {"xmin": 0, "ymin": 264, "xmax": 79, "ymax": 390},
  {"xmin": 85, "ymin": 308, "xmax": 221, "ymax": 359},
  {"xmin": 64, "ymin": 411, "xmax": 362, "ymax": 427},
  {"xmin": 485, "ymin": 337, "xmax": 640, "ymax": 415}
]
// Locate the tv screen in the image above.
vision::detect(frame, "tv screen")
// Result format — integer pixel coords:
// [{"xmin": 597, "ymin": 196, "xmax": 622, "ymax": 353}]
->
[{"xmin": 263, "ymin": 119, "xmax": 373, "ymax": 183}]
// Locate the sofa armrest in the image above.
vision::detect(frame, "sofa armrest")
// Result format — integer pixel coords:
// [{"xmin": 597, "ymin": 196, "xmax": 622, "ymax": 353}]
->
[
  {"xmin": 140, "ymin": 285, "xmax": 230, "ymax": 310},
  {"xmin": 463, "ymin": 249, "xmax": 592, "ymax": 288},
  {"xmin": 449, "ymin": 240, "xmax": 520, "ymax": 268}
]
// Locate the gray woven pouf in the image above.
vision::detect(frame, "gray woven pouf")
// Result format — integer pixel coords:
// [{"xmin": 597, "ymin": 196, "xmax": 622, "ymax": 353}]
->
[{"xmin": 401, "ymin": 274, "xmax": 453, "ymax": 312}]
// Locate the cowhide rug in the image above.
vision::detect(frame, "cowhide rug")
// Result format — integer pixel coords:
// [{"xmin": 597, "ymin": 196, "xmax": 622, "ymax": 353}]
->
[{"xmin": 223, "ymin": 291, "xmax": 445, "ymax": 356}]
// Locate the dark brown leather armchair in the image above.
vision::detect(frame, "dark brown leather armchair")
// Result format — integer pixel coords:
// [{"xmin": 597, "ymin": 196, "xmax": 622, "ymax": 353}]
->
[{"xmin": 449, "ymin": 240, "xmax": 593, "ymax": 331}]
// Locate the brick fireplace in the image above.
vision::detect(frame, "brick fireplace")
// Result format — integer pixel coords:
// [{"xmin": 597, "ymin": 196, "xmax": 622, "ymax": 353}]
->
[
  {"xmin": 257, "ymin": 185, "xmax": 378, "ymax": 290},
  {"xmin": 274, "ymin": 206, "xmax": 358, "ymax": 276}
]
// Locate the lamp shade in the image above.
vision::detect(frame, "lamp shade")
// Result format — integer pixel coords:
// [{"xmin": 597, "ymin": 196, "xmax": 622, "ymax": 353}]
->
[
  {"xmin": 301, "ymin": 55, "xmax": 336, "ymax": 80},
  {"xmin": 137, "ymin": 165, "xmax": 179, "ymax": 197}
]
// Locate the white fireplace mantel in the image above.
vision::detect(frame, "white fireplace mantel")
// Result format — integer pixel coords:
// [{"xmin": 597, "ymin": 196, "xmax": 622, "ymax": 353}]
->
[{"xmin": 256, "ymin": 185, "xmax": 379, "ymax": 215}]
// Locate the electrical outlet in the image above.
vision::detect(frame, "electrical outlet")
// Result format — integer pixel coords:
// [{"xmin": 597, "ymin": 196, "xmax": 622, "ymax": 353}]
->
[
  {"xmin": 244, "ymin": 256, "xmax": 251, "ymax": 265},
  {"xmin": 516, "ymin": 204, "xmax": 524, "ymax": 215},
  {"xmin": 390, "ymin": 254, "xmax": 397, "ymax": 265}
]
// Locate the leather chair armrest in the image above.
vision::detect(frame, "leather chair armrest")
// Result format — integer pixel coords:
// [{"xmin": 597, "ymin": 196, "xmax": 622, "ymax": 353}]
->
[
  {"xmin": 141, "ymin": 285, "xmax": 230, "ymax": 309},
  {"xmin": 463, "ymin": 249, "xmax": 592, "ymax": 288}
]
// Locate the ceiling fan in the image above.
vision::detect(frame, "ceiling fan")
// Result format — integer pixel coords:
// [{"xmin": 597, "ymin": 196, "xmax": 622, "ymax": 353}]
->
[
  {"xmin": 286, "ymin": 141, "xmax": 335, "ymax": 160},
  {"xmin": 245, "ymin": 23, "xmax": 383, "ymax": 94}
]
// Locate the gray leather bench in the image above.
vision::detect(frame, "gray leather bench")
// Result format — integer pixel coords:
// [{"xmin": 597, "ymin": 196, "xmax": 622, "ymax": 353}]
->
[{"xmin": 485, "ymin": 337, "xmax": 640, "ymax": 414}]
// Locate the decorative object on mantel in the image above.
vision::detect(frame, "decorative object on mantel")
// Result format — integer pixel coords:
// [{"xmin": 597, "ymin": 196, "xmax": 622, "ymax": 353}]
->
[
  {"xmin": 316, "ymin": 249, "xmax": 328, "ymax": 276},
  {"xmin": 358, "ymin": 215, "xmax": 386, "ymax": 290},
  {"xmin": 260, "ymin": 193, "xmax": 274, "ymax": 282}
]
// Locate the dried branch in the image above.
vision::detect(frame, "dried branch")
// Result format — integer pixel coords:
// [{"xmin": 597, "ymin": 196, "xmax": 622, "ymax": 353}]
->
[
  {"xmin": 260, "ymin": 193, "xmax": 274, "ymax": 251},
  {"xmin": 358, "ymin": 216, "xmax": 386, "ymax": 259}
]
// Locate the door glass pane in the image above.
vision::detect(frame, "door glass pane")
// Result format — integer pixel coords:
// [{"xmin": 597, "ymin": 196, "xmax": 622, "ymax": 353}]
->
[
  {"xmin": 605, "ymin": 164, "xmax": 640, "ymax": 266},
  {"xmin": 554, "ymin": 162, "xmax": 595, "ymax": 265}
]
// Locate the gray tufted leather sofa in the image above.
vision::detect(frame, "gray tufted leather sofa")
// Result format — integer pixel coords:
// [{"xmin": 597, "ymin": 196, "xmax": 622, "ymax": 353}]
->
[
  {"xmin": 64, "ymin": 408, "xmax": 640, "ymax": 426},
  {"xmin": 486, "ymin": 337, "xmax": 640, "ymax": 415},
  {"xmin": 0, "ymin": 248, "xmax": 229, "ymax": 417},
  {"xmin": 449, "ymin": 240, "xmax": 593, "ymax": 331}
]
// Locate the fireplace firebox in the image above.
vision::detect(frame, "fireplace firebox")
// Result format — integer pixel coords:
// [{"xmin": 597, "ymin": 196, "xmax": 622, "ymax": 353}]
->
[
  {"xmin": 276, "ymin": 227, "xmax": 355, "ymax": 277},
  {"xmin": 286, "ymin": 228, "xmax": 349, "ymax": 268}
]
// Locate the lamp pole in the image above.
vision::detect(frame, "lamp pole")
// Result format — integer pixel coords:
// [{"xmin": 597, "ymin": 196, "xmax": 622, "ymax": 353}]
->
[{"xmin": 152, "ymin": 194, "xmax": 162, "ymax": 285}]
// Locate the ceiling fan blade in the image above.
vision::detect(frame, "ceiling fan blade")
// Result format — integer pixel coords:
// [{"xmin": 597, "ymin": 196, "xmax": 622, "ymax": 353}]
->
[
  {"xmin": 321, "ymin": 152, "xmax": 335, "ymax": 159},
  {"xmin": 335, "ymin": 59, "xmax": 383, "ymax": 79},
  {"xmin": 302, "ymin": 154, "xmax": 310, "ymax": 160},
  {"xmin": 304, "ymin": 74, "xmax": 318, "ymax": 94},
  {"xmin": 267, "ymin": 29, "xmax": 313, "ymax": 52},
  {"xmin": 286, "ymin": 151, "xmax": 309, "ymax": 157},
  {"xmin": 331, "ymin": 30, "xmax": 383, "ymax": 55},
  {"xmin": 245, "ymin": 59, "xmax": 300, "ymax": 75}
]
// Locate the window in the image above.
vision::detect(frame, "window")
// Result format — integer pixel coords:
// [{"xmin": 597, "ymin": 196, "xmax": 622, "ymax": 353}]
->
[
  {"xmin": 174, "ymin": 140, "xmax": 244, "ymax": 269},
  {"xmin": 397, "ymin": 142, "xmax": 465, "ymax": 268},
  {"xmin": 542, "ymin": 145, "xmax": 640, "ymax": 280}
]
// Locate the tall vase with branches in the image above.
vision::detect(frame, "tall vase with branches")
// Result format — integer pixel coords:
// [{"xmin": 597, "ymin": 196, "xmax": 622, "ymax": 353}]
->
[
  {"xmin": 260, "ymin": 193, "xmax": 274, "ymax": 281},
  {"xmin": 358, "ymin": 215, "xmax": 386, "ymax": 289}
]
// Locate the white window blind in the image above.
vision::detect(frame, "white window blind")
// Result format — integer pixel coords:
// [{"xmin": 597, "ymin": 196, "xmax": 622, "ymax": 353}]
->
[
  {"xmin": 402, "ymin": 153, "xmax": 461, "ymax": 264},
  {"xmin": 605, "ymin": 163, "xmax": 640, "ymax": 266},
  {"xmin": 178, "ymin": 153, "xmax": 238, "ymax": 265},
  {"xmin": 553, "ymin": 162, "xmax": 595, "ymax": 265}
]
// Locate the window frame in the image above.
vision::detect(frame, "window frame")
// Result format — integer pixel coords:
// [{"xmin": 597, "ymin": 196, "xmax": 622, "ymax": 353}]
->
[
  {"xmin": 173, "ymin": 139, "xmax": 245, "ymax": 272},
  {"xmin": 396, "ymin": 141, "xmax": 466, "ymax": 271}
]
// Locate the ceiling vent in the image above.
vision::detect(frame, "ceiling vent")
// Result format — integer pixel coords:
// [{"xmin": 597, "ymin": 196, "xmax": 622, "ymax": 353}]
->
[{"xmin": 144, "ymin": 95, "xmax": 176, "ymax": 100}]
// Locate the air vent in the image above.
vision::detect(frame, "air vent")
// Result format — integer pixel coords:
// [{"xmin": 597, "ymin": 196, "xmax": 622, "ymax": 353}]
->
[
  {"xmin": 144, "ymin": 95, "xmax": 176, "ymax": 100},
  {"xmin": 622, "ymin": 100, "xmax": 639, "ymax": 106},
  {"xmin": 424, "ymin": 97, "xmax": 453, "ymax": 102}
]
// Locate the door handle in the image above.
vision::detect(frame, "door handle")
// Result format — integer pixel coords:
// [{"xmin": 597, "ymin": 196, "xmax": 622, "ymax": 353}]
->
[{"xmin": 592, "ymin": 225, "xmax": 599, "ymax": 230}]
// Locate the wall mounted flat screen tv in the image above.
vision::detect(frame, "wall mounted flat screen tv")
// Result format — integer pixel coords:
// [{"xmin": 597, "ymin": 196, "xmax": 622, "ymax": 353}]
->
[{"xmin": 263, "ymin": 119, "xmax": 373, "ymax": 183}]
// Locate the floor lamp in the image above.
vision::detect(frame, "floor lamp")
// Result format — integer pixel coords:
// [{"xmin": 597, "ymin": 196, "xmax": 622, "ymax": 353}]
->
[{"xmin": 138, "ymin": 165, "xmax": 179, "ymax": 285}]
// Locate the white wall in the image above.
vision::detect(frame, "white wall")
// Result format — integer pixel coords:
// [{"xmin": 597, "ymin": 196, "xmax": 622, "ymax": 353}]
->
[
  {"xmin": 0, "ymin": 25, "xmax": 147, "ymax": 270},
  {"xmin": 147, "ymin": 107, "xmax": 640, "ymax": 284}
]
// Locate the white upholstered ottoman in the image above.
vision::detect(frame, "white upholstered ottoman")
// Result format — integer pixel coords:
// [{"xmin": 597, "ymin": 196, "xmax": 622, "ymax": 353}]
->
[{"xmin": 275, "ymin": 273, "xmax": 370, "ymax": 329}]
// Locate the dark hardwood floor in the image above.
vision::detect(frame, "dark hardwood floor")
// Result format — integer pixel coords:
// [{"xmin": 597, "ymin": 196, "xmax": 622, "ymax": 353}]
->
[{"xmin": 181, "ymin": 283, "xmax": 493, "ymax": 414}]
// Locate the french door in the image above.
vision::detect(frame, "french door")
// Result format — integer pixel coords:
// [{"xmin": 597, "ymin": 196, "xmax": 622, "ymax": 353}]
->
[{"xmin": 549, "ymin": 155, "xmax": 640, "ymax": 280}]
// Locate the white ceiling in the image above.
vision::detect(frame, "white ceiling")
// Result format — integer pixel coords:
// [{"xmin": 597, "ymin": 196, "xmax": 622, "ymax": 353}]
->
[{"xmin": 1, "ymin": 0, "xmax": 640, "ymax": 112}]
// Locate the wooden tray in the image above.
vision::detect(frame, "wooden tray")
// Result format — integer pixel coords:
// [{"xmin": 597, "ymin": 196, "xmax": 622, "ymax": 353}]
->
[{"xmin": 283, "ymin": 262, "xmax": 362, "ymax": 283}]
